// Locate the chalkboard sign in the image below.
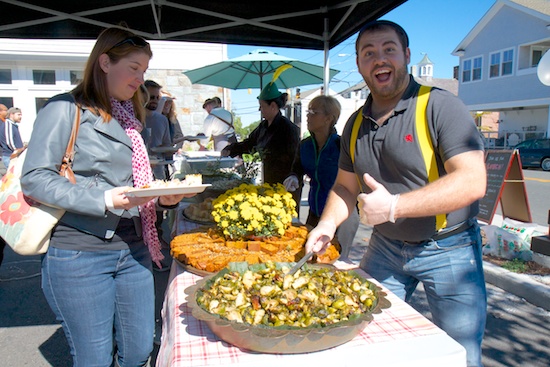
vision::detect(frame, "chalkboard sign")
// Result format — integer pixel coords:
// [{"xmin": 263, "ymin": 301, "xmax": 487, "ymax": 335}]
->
[
  {"xmin": 478, "ymin": 150, "xmax": 531, "ymax": 223},
  {"xmin": 478, "ymin": 150, "xmax": 512, "ymax": 222}
]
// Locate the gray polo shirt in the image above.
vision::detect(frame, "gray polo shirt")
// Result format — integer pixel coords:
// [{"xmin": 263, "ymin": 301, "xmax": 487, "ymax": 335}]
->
[{"xmin": 340, "ymin": 77, "xmax": 484, "ymax": 242}]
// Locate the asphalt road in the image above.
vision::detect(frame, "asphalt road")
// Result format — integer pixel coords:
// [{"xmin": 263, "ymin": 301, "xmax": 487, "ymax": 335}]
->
[{"xmin": 520, "ymin": 169, "xmax": 550, "ymax": 226}]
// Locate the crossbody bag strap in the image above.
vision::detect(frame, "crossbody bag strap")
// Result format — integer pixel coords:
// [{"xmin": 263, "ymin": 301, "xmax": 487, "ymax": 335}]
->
[
  {"xmin": 415, "ymin": 85, "xmax": 447, "ymax": 231},
  {"xmin": 210, "ymin": 113, "xmax": 235, "ymax": 131},
  {"xmin": 350, "ymin": 111, "xmax": 363, "ymax": 190},
  {"xmin": 59, "ymin": 105, "xmax": 81, "ymax": 184}
]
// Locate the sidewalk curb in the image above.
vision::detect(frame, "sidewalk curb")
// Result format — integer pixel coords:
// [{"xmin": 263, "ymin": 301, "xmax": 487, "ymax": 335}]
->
[{"xmin": 483, "ymin": 261, "xmax": 550, "ymax": 311}]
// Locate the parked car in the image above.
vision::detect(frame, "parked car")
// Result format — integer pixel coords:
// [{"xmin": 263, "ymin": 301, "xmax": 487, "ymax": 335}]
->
[{"xmin": 513, "ymin": 138, "xmax": 550, "ymax": 171}]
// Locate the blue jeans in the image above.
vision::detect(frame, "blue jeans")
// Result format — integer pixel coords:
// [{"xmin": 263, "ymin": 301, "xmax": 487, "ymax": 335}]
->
[
  {"xmin": 42, "ymin": 245, "xmax": 154, "ymax": 367},
  {"xmin": 360, "ymin": 220, "xmax": 487, "ymax": 367}
]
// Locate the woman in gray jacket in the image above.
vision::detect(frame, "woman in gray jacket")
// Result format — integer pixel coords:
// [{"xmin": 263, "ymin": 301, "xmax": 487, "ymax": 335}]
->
[{"xmin": 20, "ymin": 28, "xmax": 190, "ymax": 366}]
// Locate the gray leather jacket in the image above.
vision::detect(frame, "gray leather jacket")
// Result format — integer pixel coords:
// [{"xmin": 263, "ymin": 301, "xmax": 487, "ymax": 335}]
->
[{"xmin": 21, "ymin": 94, "xmax": 144, "ymax": 239}]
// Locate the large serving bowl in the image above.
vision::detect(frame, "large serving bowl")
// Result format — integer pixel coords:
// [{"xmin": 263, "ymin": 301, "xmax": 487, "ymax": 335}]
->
[{"xmin": 184, "ymin": 264, "xmax": 391, "ymax": 354}]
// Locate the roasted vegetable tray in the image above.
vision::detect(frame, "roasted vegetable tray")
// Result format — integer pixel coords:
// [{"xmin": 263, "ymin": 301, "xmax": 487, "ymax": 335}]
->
[{"xmin": 184, "ymin": 262, "xmax": 390, "ymax": 353}]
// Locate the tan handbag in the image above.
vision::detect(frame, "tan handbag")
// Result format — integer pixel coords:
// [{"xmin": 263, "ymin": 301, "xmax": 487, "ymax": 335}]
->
[{"xmin": 0, "ymin": 106, "xmax": 81, "ymax": 255}]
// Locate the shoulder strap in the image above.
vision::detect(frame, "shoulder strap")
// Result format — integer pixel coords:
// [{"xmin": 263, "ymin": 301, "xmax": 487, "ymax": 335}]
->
[
  {"xmin": 59, "ymin": 105, "xmax": 81, "ymax": 184},
  {"xmin": 210, "ymin": 113, "xmax": 234, "ymax": 129},
  {"xmin": 350, "ymin": 111, "xmax": 363, "ymax": 189},
  {"xmin": 415, "ymin": 85, "xmax": 447, "ymax": 231}
]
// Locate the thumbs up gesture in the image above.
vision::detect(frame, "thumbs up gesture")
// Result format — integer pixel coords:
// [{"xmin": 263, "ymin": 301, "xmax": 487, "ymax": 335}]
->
[{"xmin": 357, "ymin": 173, "xmax": 400, "ymax": 225}]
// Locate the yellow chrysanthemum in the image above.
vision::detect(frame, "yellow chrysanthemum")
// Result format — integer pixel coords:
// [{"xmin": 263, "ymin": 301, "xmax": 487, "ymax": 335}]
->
[{"xmin": 211, "ymin": 182, "xmax": 297, "ymax": 239}]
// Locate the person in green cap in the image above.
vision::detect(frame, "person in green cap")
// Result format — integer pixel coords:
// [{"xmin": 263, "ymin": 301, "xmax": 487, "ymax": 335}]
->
[{"xmin": 222, "ymin": 80, "xmax": 301, "ymax": 205}]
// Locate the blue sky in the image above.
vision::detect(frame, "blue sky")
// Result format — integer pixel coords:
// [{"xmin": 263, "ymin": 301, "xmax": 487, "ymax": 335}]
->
[{"xmin": 227, "ymin": 0, "xmax": 497, "ymax": 126}]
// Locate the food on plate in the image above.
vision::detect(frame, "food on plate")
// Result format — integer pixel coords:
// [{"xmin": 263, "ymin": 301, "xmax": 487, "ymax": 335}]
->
[
  {"xmin": 171, "ymin": 225, "xmax": 340, "ymax": 273},
  {"xmin": 196, "ymin": 263, "xmax": 378, "ymax": 327},
  {"xmin": 140, "ymin": 174, "xmax": 202, "ymax": 189},
  {"xmin": 182, "ymin": 174, "xmax": 203, "ymax": 186}
]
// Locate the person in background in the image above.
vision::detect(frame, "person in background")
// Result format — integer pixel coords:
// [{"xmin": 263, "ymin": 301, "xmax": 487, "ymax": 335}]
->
[
  {"xmin": 1, "ymin": 107, "xmax": 23, "ymax": 168},
  {"xmin": 222, "ymin": 80, "xmax": 301, "ymax": 205},
  {"xmin": 304, "ymin": 20, "xmax": 487, "ymax": 367},
  {"xmin": 202, "ymin": 97, "xmax": 237, "ymax": 151},
  {"xmin": 0, "ymin": 104, "xmax": 7, "ymax": 123},
  {"xmin": 158, "ymin": 96, "xmax": 184, "ymax": 149},
  {"xmin": 0, "ymin": 104, "xmax": 7, "ymax": 266},
  {"xmin": 0, "ymin": 103, "xmax": 8, "ymax": 175},
  {"xmin": 143, "ymin": 79, "xmax": 172, "ymax": 180},
  {"xmin": 202, "ymin": 96, "xmax": 221, "ymax": 113},
  {"xmin": 20, "ymin": 27, "xmax": 192, "ymax": 366},
  {"xmin": 283, "ymin": 95, "xmax": 359, "ymax": 262}
]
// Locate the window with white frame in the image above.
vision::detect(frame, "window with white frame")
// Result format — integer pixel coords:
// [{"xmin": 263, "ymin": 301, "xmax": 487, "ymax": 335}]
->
[
  {"xmin": 502, "ymin": 49, "xmax": 513, "ymax": 75},
  {"xmin": 70, "ymin": 70, "xmax": 83, "ymax": 85},
  {"xmin": 462, "ymin": 56, "xmax": 482, "ymax": 82},
  {"xmin": 33, "ymin": 69, "xmax": 56, "ymax": 85},
  {"xmin": 462, "ymin": 59, "xmax": 471, "ymax": 82},
  {"xmin": 0, "ymin": 69, "xmax": 12, "ymax": 84},
  {"xmin": 472, "ymin": 57, "xmax": 482, "ymax": 81},
  {"xmin": 490, "ymin": 53, "xmax": 500, "ymax": 78},
  {"xmin": 532, "ymin": 49, "xmax": 543, "ymax": 67},
  {"xmin": 490, "ymin": 49, "xmax": 514, "ymax": 78},
  {"xmin": 518, "ymin": 44, "xmax": 549, "ymax": 70}
]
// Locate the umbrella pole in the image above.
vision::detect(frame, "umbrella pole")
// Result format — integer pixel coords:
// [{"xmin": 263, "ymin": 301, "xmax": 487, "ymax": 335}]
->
[
  {"xmin": 323, "ymin": 18, "xmax": 330, "ymax": 95},
  {"xmin": 260, "ymin": 61, "xmax": 263, "ymax": 91}
]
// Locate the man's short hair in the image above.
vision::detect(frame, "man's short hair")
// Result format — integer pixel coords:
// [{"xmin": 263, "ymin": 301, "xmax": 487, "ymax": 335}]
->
[
  {"xmin": 202, "ymin": 97, "xmax": 222, "ymax": 109},
  {"xmin": 355, "ymin": 20, "xmax": 409, "ymax": 53},
  {"xmin": 144, "ymin": 80, "xmax": 162, "ymax": 89},
  {"xmin": 7, "ymin": 107, "xmax": 21, "ymax": 116}
]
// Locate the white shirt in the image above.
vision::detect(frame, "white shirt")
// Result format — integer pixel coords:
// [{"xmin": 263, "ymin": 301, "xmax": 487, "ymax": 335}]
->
[{"xmin": 203, "ymin": 108, "xmax": 235, "ymax": 138}]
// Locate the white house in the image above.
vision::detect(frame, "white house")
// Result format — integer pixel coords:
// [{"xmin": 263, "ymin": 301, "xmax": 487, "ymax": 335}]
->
[
  {"xmin": 0, "ymin": 38, "xmax": 227, "ymax": 142},
  {"xmin": 452, "ymin": 0, "xmax": 550, "ymax": 147}
]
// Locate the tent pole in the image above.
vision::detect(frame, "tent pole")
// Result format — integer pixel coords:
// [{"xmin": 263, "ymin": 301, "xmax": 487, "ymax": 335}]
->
[{"xmin": 323, "ymin": 17, "xmax": 330, "ymax": 95}]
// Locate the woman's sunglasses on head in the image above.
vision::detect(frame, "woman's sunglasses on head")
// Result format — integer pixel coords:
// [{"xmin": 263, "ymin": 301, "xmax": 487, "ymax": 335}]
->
[{"xmin": 107, "ymin": 36, "xmax": 149, "ymax": 53}]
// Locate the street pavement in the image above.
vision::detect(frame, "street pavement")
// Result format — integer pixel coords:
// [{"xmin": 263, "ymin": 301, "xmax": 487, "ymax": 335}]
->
[{"xmin": 0, "ymin": 184, "xmax": 549, "ymax": 366}]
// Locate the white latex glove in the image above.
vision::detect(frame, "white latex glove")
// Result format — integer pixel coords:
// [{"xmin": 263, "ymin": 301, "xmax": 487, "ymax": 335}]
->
[
  {"xmin": 283, "ymin": 175, "xmax": 300, "ymax": 192},
  {"xmin": 357, "ymin": 173, "xmax": 400, "ymax": 225},
  {"xmin": 304, "ymin": 220, "xmax": 337, "ymax": 254}
]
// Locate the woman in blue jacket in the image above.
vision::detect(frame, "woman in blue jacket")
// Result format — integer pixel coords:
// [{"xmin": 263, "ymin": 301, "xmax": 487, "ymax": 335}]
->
[{"xmin": 284, "ymin": 95, "xmax": 359, "ymax": 261}]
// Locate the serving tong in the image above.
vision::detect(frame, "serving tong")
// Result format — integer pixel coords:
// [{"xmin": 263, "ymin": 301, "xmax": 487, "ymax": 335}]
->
[{"xmin": 286, "ymin": 251, "xmax": 314, "ymax": 276}]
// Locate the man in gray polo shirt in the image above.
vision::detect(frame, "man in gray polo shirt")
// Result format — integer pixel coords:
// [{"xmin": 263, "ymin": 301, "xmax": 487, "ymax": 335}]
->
[{"xmin": 305, "ymin": 20, "xmax": 487, "ymax": 367}]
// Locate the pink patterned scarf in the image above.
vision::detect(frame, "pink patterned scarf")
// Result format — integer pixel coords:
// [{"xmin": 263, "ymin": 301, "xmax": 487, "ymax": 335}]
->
[{"xmin": 110, "ymin": 97, "xmax": 163, "ymax": 266}]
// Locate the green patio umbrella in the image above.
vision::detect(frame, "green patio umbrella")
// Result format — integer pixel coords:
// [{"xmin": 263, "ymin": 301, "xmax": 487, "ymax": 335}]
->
[{"xmin": 183, "ymin": 49, "xmax": 340, "ymax": 90}]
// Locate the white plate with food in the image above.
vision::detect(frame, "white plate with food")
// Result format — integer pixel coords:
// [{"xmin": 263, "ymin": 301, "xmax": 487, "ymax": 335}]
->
[{"xmin": 126, "ymin": 184, "xmax": 211, "ymax": 197}]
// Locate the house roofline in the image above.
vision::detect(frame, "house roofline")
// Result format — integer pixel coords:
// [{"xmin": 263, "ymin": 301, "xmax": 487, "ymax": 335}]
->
[{"xmin": 452, "ymin": 0, "xmax": 550, "ymax": 56}]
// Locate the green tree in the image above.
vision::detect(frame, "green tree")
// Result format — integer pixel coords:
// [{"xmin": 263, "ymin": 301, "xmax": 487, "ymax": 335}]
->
[{"xmin": 233, "ymin": 113, "xmax": 261, "ymax": 140}]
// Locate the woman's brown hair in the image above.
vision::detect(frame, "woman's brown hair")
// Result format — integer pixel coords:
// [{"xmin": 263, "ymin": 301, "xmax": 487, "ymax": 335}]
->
[{"xmin": 72, "ymin": 27, "xmax": 152, "ymax": 122}]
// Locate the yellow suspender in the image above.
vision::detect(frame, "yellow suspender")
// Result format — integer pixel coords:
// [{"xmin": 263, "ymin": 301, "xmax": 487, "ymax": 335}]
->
[
  {"xmin": 416, "ymin": 85, "xmax": 447, "ymax": 231},
  {"xmin": 350, "ymin": 112, "xmax": 363, "ymax": 188},
  {"xmin": 350, "ymin": 85, "xmax": 447, "ymax": 231}
]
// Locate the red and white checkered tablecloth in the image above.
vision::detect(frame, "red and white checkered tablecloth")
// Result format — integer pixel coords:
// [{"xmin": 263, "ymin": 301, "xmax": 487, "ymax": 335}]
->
[{"xmin": 156, "ymin": 262, "xmax": 466, "ymax": 367}]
